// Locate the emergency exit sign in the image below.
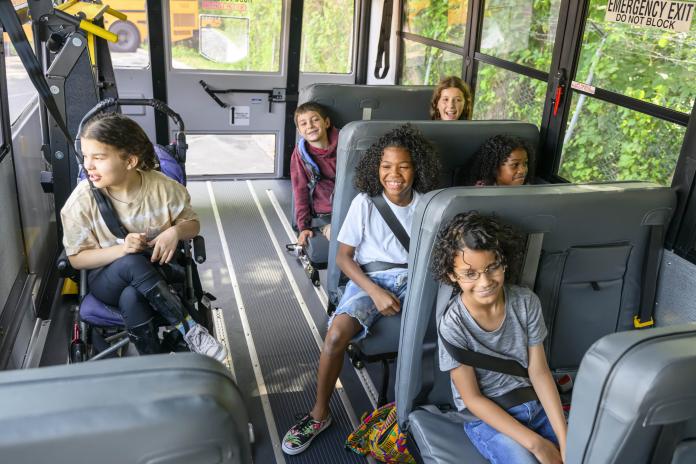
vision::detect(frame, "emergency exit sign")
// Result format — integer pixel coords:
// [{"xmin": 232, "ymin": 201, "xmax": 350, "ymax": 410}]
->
[{"xmin": 605, "ymin": 0, "xmax": 695, "ymax": 31}]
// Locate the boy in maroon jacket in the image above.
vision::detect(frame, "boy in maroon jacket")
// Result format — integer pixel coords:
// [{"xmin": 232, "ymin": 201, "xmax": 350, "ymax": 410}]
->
[{"xmin": 291, "ymin": 102, "xmax": 339, "ymax": 246}]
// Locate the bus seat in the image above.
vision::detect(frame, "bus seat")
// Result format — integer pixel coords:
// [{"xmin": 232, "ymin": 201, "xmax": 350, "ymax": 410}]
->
[
  {"xmin": 0, "ymin": 353, "xmax": 252, "ymax": 463},
  {"xmin": 298, "ymin": 84, "xmax": 434, "ymax": 129},
  {"xmin": 328, "ymin": 120, "xmax": 539, "ymax": 403},
  {"xmin": 394, "ymin": 182, "xmax": 675, "ymax": 460},
  {"xmin": 567, "ymin": 323, "xmax": 696, "ymax": 463}
]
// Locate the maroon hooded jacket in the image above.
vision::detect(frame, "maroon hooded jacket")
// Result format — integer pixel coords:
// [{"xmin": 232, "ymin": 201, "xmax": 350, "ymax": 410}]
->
[{"xmin": 290, "ymin": 127, "xmax": 339, "ymax": 231}]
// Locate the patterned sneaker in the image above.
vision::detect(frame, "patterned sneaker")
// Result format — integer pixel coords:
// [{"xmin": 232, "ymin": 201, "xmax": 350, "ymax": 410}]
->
[
  {"xmin": 183, "ymin": 324, "xmax": 227, "ymax": 363},
  {"xmin": 281, "ymin": 413, "xmax": 332, "ymax": 455}
]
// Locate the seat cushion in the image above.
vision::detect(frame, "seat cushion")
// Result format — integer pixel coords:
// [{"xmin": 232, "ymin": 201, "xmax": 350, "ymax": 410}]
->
[
  {"xmin": 80, "ymin": 293, "xmax": 124, "ymax": 327},
  {"xmin": 306, "ymin": 234, "xmax": 329, "ymax": 266},
  {"xmin": 354, "ymin": 312, "xmax": 401, "ymax": 357},
  {"xmin": 409, "ymin": 409, "xmax": 487, "ymax": 464}
]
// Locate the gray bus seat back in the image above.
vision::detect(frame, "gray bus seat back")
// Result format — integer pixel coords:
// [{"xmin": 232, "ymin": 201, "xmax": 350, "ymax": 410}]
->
[
  {"xmin": 298, "ymin": 84, "xmax": 434, "ymax": 128},
  {"xmin": 0, "ymin": 354, "xmax": 252, "ymax": 464},
  {"xmin": 396, "ymin": 182, "xmax": 675, "ymax": 430},
  {"xmin": 327, "ymin": 120, "xmax": 540, "ymax": 304},
  {"xmin": 567, "ymin": 323, "xmax": 696, "ymax": 464}
]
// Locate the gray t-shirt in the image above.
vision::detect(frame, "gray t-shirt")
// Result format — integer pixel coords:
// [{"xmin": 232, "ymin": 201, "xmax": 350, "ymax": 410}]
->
[{"xmin": 438, "ymin": 285, "xmax": 547, "ymax": 411}]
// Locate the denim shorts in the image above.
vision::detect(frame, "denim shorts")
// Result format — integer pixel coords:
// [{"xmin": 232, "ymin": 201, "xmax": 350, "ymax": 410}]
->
[
  {"xmin": 464, "ymin": 400, "xmax": 559, "ymax": 464},
  {"xmin": 328, "ymin": 268, "xmax": 408, "ymax": 340}
]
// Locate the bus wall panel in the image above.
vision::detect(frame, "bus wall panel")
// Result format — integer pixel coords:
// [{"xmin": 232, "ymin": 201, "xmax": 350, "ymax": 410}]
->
[
  {"xmin": 0, "ymin": 147, "xmax": 25, "ymax": 318},
  {"xmin": 11, "ymin": 103, "xmax": 57, "ymax": 280}
]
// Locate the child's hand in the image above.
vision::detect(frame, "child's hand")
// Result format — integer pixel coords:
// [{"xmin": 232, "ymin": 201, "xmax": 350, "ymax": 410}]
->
[
  {"xmin": 370, "ymin": 288, "xmax": 401, "ymax": 316},
  {"xmin": 530, "ymin": 437, "xmax": 563, "ymax": 464},
  {"xmin": 298, "ymin": 229, "xmax": 314, "ymax": 246},
  {"xmin": 148, "ymin": 226, "xmax": 179, "ymax": 265},
  {"xmin": 123, "ymin": 233, "xmax": 147, "ymax": 254}
]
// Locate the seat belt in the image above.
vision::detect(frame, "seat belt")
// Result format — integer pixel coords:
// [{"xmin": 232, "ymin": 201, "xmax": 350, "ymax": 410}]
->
[
  {"xmin": 439, "ymin": 332, "xmax": 530, "ymax": 379},
  {"xmin": 370, "ymin": 194, "xmax": 409, "ymax": 250},
  {"xmin": 373, "ymin": 0, "xmax": 393, "ymax": 79},
  {"xmin": 437, "ymin": 292, "xmax": 539, "ymax": 410},
  {"xmin": 0, "ymin": 3, "xmax": 72, "ymax": 142},
  {"xmin": 92, "ymin": 190, "xmax": 128, "ymax": 239},
  {"xmin": 359, "ymin": 195, "xmax": 410, "ymax": 273},
  {"xmin": 634, "ymin": 224, "xmax": 664, "ymax": 329}
]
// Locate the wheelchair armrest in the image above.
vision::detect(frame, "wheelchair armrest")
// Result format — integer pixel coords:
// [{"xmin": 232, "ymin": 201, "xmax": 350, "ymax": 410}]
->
[
  {"xmin": 56, "ymin": 249, "xmax": 78, "ymax": 279},
  {"xmin": 192, "ymin": 235, "xmax": 206, "ymax": 264}
]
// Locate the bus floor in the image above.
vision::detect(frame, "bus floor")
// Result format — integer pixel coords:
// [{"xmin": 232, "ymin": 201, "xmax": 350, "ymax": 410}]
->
[{"xmin": 190, "ymin": 179, "xmax": 383, "ymax": 463}]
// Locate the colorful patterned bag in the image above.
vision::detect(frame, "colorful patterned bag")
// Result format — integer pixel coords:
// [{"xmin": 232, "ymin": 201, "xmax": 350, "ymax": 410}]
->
[{"xmin": 345, "ymin": 402, "xmax": 416, "ymax": 463}]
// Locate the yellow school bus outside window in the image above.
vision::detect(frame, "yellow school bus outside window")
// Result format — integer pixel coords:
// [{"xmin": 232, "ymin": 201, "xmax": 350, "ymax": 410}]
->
[{"xmin": 104, "ymin": 0, "xmax": 200, "ymax": 53}]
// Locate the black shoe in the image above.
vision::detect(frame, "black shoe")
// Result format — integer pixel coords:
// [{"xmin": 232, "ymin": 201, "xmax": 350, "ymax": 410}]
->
[{"xmin": 128, "ymin": 319, "xmax": 161, "ymax": 355}]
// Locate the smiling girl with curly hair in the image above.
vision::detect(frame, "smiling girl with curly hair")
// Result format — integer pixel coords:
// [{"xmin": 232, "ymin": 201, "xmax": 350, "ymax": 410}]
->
[{"xmin": 282, "ymin": 123, "xmax": 440, "ymax": 455}]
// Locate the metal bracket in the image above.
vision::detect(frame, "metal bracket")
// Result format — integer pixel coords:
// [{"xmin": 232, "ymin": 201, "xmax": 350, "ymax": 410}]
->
[{"xmin": 199, "ymin": 80, "xmax": 283, "ymax": 113}]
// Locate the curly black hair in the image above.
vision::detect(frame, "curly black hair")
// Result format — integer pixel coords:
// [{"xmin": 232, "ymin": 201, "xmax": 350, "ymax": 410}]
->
[
  {"xmin": 431, "ymin": 211, "xmax": 525, "ymax": 288},
  {"xmin": 465, "ymin": 135, "xmax": 532, "ymax": 186},
  {"xmin": 354, "ymin": 124, "xmax": 441, "ymax": 196}
]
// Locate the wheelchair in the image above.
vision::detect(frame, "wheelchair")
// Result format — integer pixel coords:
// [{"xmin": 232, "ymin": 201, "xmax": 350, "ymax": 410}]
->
[{"xmin": 57, "ymin": 98, "xmax": 217, "ymax": 362}]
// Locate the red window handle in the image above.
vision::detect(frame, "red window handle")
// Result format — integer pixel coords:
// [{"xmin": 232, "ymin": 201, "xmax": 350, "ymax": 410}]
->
[{"xmin": 553, "ymin": 86, "xmax": 563, "ymax": 116}]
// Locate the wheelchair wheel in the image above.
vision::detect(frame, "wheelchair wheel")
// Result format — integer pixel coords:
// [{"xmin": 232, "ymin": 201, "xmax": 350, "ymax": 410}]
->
[{"xmin": 69, "ymin": 339, "xmax": 87, "ymax": 363}]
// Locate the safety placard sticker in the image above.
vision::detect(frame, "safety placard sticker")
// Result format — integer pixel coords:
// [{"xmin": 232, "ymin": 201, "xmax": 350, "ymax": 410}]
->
[
  {"xmin": 605, "ymin": 0, "xmax": 695, "ymax": 32},
  {"xmin": 231, "ymin": 106, "xmax": 250, "ymax": 126},
  {"xmin": 571, "ymin": 81, "xmax": 596, "ymax": 94}
]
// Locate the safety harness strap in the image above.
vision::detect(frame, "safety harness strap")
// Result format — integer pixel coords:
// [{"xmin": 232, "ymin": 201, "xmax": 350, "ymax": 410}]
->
[
  {"xmin": 370, "ymin": 194, "xmax": 410, "ymax": 251},
  {"xmin": 0, "ymin": 3, "xmax": 72, "ymax": 142}
]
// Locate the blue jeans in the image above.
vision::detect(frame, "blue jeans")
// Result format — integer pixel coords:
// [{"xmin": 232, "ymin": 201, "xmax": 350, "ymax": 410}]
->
[
  {"xmin": 464, "ymin": 400, "xmax": 559, "ymax": 464},
  {"xmin": 329, "ymin": 268, "xmax": 408, "ymax": 340}
]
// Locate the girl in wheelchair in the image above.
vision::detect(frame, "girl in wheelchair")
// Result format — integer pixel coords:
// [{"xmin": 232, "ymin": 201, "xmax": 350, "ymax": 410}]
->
[{"xmin": 61, "ymin": 112, "xmax": 226, "ymax": 361}]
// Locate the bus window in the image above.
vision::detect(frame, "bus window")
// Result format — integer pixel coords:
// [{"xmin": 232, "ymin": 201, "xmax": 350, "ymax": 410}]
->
[
  {"xmin": 104, "ymin": 0, "xmax": 150, "ymax": 68},
  {"xmin": 399, "ymin": 0, "xmax": 467, "ymax": 84},
  {"xmin": 472, "ymin": 0, "xmax": 561, "ymax": 124},
  {"xmin": 169, "ymin": 0, "xmax": 282, "ymax": 72},
  {"xmin": 400, "ymin": 40, "xmax": 463, "ymax": 85},
  {"xmin": 559, "ymin": 94, "xmax": 686, "ymax": 185},
  {"xmin": 185, "ymin": 133, "xmax": 275, "ymax": 175},
  {"xmin": 472, "ymin": 62, "xmax": 546, "ymax": 124},
  {"xmin": 576, "ymin": 4, "xmax": 695, "ymax": 114},
  {"xmin": 557, "ymin": 0, "xmax": 695, "ymax": 185},
  {"xmin": 300, "ymin": 0, "xmax": 355, "ymax": 74},
  {"xmin": 479, "ymin": 0, "xmax": 559, "ymax": 70},
  {"xmin": 3, "ymin": 27, "xmax": 36, "ymax": 124},
  {"xmin": 403, "ymin": 0, "xmax": 468, "ymax": 46}
]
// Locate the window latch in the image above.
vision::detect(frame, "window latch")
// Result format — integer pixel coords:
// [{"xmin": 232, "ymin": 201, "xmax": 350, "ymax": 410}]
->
[{"xmin": 551, "ymin": 68, "xmax": 567, "ymax": 116}]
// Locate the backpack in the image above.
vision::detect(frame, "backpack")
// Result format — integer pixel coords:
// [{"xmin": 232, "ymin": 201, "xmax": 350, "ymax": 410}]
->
[{"xmin": 345, "ymin": 402, "xmax": 415, "ymax": 463}]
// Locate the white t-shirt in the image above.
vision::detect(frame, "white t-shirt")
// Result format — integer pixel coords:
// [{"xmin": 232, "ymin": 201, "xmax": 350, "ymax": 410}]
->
[{"xmin": 337, "ymin": 192, "xmax": 421, "ymax": 266}]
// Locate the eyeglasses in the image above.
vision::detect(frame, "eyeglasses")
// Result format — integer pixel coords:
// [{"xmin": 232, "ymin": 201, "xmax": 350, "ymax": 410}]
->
[{"xmin": 453, "ymin": 261, "xmax": 505, "ymax": 282}]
